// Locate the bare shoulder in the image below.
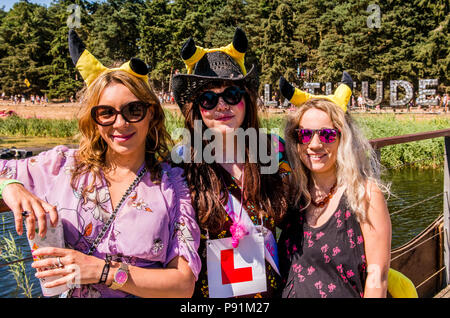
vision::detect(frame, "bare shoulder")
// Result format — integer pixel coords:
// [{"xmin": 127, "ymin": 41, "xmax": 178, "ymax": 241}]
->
[{"xmin": 361, "ymin": 180, "xmax": 391, "ymax": 230}]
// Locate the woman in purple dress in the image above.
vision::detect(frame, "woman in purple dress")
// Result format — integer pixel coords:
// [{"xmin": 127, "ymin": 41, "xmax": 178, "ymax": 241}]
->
[
  {"xmin": 278, "ymin": 76, "xmax": 391, "ymax": 298},
  {"xmin": 0, "ymin": 31, "xmax": 201, "ymax": 298}
]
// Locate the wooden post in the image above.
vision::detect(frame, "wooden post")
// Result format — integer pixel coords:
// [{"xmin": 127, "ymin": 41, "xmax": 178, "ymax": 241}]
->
[
  {"xmin": 444, "ymin": 136, "xmax": 450, "ymax": 286},
  {"xmin": 374, "ymin": 148, "xmax": 381, "ymax": 179}
]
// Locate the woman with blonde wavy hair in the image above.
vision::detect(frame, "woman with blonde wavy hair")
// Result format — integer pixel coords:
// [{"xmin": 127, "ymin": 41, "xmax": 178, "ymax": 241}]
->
[
  {"xmin": 277, "ymin": 74, "xmax": 391, "ymax": 298},
  {"xmin": 0, "ymin": 30, "xmax": 201, "ymax": 298}
]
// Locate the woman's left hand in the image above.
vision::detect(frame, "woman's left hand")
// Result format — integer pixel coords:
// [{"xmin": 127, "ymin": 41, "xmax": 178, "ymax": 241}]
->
[{"xmin": 32, "ymin": 247, "xmax": 103, "ymax": 289}]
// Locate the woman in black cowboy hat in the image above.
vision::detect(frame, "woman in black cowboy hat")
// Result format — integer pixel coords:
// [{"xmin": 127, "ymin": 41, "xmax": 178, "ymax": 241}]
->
[{"xmin": 171, "ymin": 27, "xmax": 290, "ymax": 298}]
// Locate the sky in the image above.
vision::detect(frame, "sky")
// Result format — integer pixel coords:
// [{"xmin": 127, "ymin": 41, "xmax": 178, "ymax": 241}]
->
[{"xmin": 1, "ymin": 0, "xmax": 55, "ymax": 11}]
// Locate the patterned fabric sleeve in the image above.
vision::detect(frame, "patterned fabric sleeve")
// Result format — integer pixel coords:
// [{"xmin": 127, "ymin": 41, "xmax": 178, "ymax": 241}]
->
[
  {"xmin": 0, "ymin": 145, "xmax": 71, "ymax": 200},
  {"xmin": 271, "ymin": 134, "xmax": 291, "ymax": 177},
  {"xmin": 161, "ymin": 163, "xmax": 201, "ymax": 280}
]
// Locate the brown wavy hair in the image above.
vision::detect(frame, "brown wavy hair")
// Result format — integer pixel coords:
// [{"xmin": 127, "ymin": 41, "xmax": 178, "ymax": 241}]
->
[
  {"xmin": 71, "ymin": 70, "xmax": 171, "ymax": 194},
  {"xmin": 179, "ymin": 80, "xmax": 288, "ymax": 234}
]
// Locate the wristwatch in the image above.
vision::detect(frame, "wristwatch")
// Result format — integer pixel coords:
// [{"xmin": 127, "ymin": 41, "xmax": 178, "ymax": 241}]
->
[{"xmin": 110, "ymin": 262, "xmax": 129, "ymax": 290}]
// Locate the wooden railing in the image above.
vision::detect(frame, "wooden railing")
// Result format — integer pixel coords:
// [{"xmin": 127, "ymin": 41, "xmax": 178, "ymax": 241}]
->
[{"xmin": 369, "ymin": 128, "xmax": 450, "ymax": 287}]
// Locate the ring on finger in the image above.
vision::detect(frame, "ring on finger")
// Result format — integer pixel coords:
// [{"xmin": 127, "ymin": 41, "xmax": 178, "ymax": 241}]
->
[
  {"xmin": 21, "ymin": 210, "xmax": 30, "ymax": 217},
  {"xmin": 56, "ymin": 257, "xmax": 64, "ymax": 268}
]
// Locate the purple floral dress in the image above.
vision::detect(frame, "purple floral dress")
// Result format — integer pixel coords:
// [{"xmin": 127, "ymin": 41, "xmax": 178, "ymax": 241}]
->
[
  {"xmin": 0, "ymin": 146, "xmax": 201, "ymax": 297},
  {"xmin": 278, "ymin": 194, "xmax": 367, "ymax": 298}
]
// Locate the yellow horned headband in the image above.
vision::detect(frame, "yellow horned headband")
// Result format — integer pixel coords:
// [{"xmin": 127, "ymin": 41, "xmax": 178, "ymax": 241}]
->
[
  {"xmin": 180, "ymin": 27, "xmax": 248, "ymax": 75},
  {"xmin": 279, "ymin": 72, "xmax": 353, "ymax": 113},
  {"xmin": 68, "ymin": 29, "xmax": 149, "ymax": 87}
]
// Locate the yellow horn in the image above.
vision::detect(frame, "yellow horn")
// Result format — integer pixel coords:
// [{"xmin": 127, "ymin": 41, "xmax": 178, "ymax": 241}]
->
[
  {"xmin": 183, "ymin": 43, "xmax": 247, "ymax": 75},
  {"xmin": 326, "ymin": 84, "xmax": 352, "ymax": 113},
  {"xmin": 75, "ymin": 49, "xmax": 108, "ymax": 87},
  {"xmin": 290, "ymin": 84, "xmax": 351, "ymax": 112},
  {"xmin": 184, "ymin": 46, "xmax": 207, "ymax": 74}
]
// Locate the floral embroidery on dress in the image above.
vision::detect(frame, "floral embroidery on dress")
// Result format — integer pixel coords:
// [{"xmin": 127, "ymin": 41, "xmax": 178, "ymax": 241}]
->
[
  {"xmin": 83, "ymin": 222, "xmax": 93, "ymax": 237},
  {"xmin": 0, "ymin": 166, "xmax": 16, "ymax": 178},
  {"xmin": 174, "ymin": 219, "xmax": 196, "ymax": 253},
  {"xmin": 151, "ymin": 238, "xmax": 164, "ymax": 255},
  {"xmin": 80, "ymin": 186, "xmax": 110, "ymax": 223},
  {"xmin": 128, "ymin": 191, "xmax": 152, "ymax": 212},
  {"xmin": 28, "ymin": 157, "xmax": 38, "ymax": 166}
]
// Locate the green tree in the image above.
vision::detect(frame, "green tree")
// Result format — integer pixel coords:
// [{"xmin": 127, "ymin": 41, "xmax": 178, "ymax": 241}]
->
[
  {"xmin": 137, "ymin": 0, "xmax": 174, "ymax": 92},
  {"xmin": 44, "ymin": 0, "xmax": 91, "ymax": 99},
  {"xmin": 87, "ymin": 0, "xmax": 144, "ymax": 67},
  {"xmin": 0, "ymin": 0, "xmax": 53, "ymax": 96},
  {"xmin": 259, "ymin": 0, "xmax": 297, "ymax": 93}
]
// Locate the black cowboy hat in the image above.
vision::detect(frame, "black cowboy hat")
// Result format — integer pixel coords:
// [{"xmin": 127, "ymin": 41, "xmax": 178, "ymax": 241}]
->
[{"xmin": 172, "ymin": 27, "xmax": 259, "ymax": 112}]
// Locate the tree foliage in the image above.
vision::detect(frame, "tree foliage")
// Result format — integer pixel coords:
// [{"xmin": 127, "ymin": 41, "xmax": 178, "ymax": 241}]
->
[{"xmin": 0, "ymin": 0, "xmax": 448, "ymax": 99}]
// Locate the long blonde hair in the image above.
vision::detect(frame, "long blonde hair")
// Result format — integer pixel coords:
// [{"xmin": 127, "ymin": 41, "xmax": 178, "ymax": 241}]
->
[
  {"xmin": 284, "ymin": 98, "xmax": 388, "ymax": 222},
  {"xmin": 71, "ymin": 70, "xmax": 171, "ymax": 194}
]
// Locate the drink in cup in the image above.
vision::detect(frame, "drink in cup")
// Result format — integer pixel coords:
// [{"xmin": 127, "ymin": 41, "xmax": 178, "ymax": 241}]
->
[{"xmin": 27, "ymin": 213, "xmax": 69, "ymax": 297}]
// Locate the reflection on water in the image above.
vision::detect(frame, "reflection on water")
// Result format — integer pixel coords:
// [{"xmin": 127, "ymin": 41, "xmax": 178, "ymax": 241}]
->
[
  {"xmin": 0, "ymin": 167, "xmax": 445, "ymax": 297},
  {"xmin": 383, "ymin": 167, "xmax": 444, "ymax": 248}
]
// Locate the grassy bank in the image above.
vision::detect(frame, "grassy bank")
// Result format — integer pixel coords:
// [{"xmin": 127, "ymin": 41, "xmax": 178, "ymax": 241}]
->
[
  {"xmin": 354, "ymin": 114, "xmax": 449, "ymax": 169},
  {"xmin": 0, "ymin": 115, "xmax": 78, "ymax": 137},
  {"xmin": 1, "ymin": 112, "xmax": 449, "ymax": 169}
]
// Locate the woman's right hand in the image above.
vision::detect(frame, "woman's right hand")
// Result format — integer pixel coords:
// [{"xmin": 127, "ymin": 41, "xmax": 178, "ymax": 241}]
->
[{"xmin": 1, "ymin": 181, "xmax": 58, "ymax": 239}]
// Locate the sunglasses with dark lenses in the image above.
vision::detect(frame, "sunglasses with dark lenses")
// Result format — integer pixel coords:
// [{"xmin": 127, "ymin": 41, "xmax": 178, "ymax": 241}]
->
[
  {"xmin": 196, "ymin": 86, "xmax": 246, "ymax": 110},
  {"xmin": 91, "ymin": 101, "xmax": 151, "ymax": 126},
  {"xmin": 295, "ymin": 128, "xmax": 340, "ymax": 144}
]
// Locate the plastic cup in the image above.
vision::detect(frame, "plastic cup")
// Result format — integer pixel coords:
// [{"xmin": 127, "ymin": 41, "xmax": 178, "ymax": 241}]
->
[{"xmin": 27, "ymin": 214, "xmax": 69, "ymax": 297}]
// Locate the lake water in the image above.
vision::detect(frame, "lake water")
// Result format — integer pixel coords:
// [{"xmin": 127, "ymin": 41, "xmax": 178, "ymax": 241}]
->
[{"xmin": 0, "ymin": 167, "xmax": 445, "ymax": 297}]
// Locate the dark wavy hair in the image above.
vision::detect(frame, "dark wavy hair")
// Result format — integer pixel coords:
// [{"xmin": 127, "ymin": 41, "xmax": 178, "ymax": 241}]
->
[{"xmin": 179, "ymin": 80, "xmax": 288, "ymax": 234}]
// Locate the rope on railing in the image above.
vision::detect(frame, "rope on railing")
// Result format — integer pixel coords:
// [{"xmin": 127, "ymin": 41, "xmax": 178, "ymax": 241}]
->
[
  {"xmin": 415, "ymin": 266, "xmax": 446, "ymax": 290},
  {"xmin": 389, "ymin": 192, "xmax": 444, "ymax": 217},
  {"xmin": 391, "ymin": 231, "xmax": 442, "ymax": 262}
]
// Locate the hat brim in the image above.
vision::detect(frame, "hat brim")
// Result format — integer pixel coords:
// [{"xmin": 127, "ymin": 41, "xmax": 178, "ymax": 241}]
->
[{"xmin": 172, "ymin": 64, "xmax": 259, "ymax": 112}]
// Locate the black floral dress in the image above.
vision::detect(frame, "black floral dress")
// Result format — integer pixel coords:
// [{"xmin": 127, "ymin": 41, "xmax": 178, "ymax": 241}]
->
[{"xmin": 278, "ymin": 195, "xmax": 367, "ymax": 298}]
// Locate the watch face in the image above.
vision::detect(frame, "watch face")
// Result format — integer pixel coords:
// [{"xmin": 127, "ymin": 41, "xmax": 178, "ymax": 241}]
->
[{"xmin": 115, "ymin": 269, "xmax": 128, "ymax": 284}]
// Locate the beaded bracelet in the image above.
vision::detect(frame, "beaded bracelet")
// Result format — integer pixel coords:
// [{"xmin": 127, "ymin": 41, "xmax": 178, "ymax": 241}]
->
[{"xmin": 0, "ymin": 179, "xmax": 23, "ymax": 200}]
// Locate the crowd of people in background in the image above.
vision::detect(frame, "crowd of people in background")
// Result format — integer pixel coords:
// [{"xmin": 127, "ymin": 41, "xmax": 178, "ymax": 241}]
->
[
  {"xmin": 353, "ymin": 93, "xmax": 449, "ymax": 113},
  {"xmin": 0, "ymin": 92, "xmax": 49, "ymax": 105}
]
